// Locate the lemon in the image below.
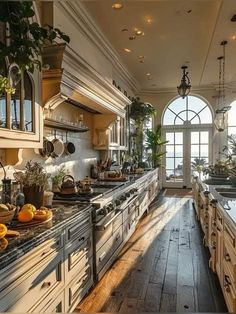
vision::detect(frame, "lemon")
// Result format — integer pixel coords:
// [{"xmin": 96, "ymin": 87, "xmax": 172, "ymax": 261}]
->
[
  {"xmin": 0, "ymin": 224, "xmax": 8, "ymax": 239},
  {"xmin": 21, "ymin": 203, "xmax": 36, "ymax": 214}
]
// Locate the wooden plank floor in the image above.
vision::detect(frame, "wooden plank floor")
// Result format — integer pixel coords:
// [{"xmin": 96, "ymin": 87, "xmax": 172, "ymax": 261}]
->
[{"xmin": 77, "ymin": 190, "xmax": 227, "ymax": 313}]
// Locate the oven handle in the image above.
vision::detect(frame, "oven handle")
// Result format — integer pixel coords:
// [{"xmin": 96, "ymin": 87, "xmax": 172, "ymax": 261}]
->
[{"xmin": 95, "ymin": 212, "xmax": 121, "ymax": 231}]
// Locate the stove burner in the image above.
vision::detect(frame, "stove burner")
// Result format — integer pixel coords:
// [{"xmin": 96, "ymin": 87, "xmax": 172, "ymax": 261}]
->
[{"xmin": 53, "ymin": 192, "xmax": 102, "ymax": 203}]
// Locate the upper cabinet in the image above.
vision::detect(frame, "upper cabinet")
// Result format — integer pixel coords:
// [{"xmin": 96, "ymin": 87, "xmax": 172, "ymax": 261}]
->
[
  {"xmin": 0, "ymin": 67, "xmax": 43, "ymax": 148},
  {"xmin": 93, "ymin": 114, "xmax": 127, "ymax": 150}
]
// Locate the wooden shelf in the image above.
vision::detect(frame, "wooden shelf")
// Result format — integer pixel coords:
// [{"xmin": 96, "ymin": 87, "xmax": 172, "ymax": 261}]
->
[{"xmin": 44, "ymin": 118, "xmax": 89, "ymax": 132}]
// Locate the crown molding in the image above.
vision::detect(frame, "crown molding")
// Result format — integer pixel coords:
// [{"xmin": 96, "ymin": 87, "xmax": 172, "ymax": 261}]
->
[{"xmin": 55, "ymin": 1, "xmax": 139, "ymax": 94}]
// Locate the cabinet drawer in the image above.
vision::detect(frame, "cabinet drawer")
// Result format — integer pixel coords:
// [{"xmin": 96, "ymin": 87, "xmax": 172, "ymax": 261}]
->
[
  {"xmin": 65, "ymin": 257, "xmax": 93, "ymax": 312},
  {"xmin": 96, "ymin": 234, "xmax": 113, "ymax": 273},
  {"xmin": 113, "ymin": 211, "xmax": 122, "ymax": 232},
  {"xmin": 66, "ymin": 211, "xmax": 92, "ymax": 243},
  {"xmin": 224, "ymin": 223, "xmax": 236, "ymax": 249},
  {"xmin": 65, "ymin": 228, "xmax": 93, "ymax": 282},
  {"xmin": 3, "ymin": 249, "xmax": 64, "ymax": 312},
  {"xmin": 31, "ymin": 291, "xmax": 65, "ymax": 313},
  {"xmin": 223, "ymin": 261, "xmax": 236, "ymax": 313},
  {"xmin": 223, "ymin": 237, "xmax": 236, "ymax": 282},
  {"xmin": 216, "ymin": 209, "xmax": 224, "ymax": 230}
]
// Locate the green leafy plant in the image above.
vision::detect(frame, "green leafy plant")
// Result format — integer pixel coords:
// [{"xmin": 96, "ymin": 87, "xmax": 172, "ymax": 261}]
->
[
  {"xmin": 0, "ymin": 1, "xmax": 70, "ymax": 94},
  {"xmin": 191, "ymin": 157, "xmax": 207, "ymax": 173},
  {"xmin": 222, "ymin": 134, "xmax": 236, "ymax": 167},
  {"xmin": 52, "ymin": 165, "xmax": 67, "ymax": 187},
  {"xmin": 129, "ymin": 97, "xmax": 156, "ymax": 162},
  {"xmin": 145, "ymin": 125, "xmax": 168, "ymax": 168}
]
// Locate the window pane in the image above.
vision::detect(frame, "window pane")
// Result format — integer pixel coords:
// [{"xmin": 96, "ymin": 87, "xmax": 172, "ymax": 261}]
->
[
  {"xmin": 163, "ymin": 109, "xmax": 175, "ymax": 125},
  {"xmin": 191, "ymin": 144, "xmax": 199, "ymax": 157},
  {"xmin": 166, "ymin": 170, "xmax": 175, "ymax": 182},
  {"xmin": 175, "ymin": 145, "xmax": 183, "ymax": 157},
  {"xmin": 191, "ymin": 132, "xmax": 199, "ymax": 144},
  {"xmin": 177, "ymin": 111, "xmax": 187, "ymax": 121},
  {"xmin": 175, "ymin": 158, "xmax": 183, "ymax": 170},
  {"xmin": 200, "ymin": 145, "xmax": 208, "ymax": 157},
  {"xmin": 188, "ymin": 96, "xmax": 206, "ymax": 113},
  {"xmin": 228, "ymin": 101, "xmax": 236, "ymax": 126},
  {"xmin": 198, "ymin": 107, "xmax": 212, "ymax": 124},
  {"xmin": 166, "ymin": 145, "xmax": 174, "ymax": 157},
  {"xmin": 200, "ymin": 131, "xmax": 208, "ymax": 144},
  {"xmin": 0, "ymin": 94, "xmax": 6, "ymax": 128},
  {"xmin": 168, "ymin": 97, "xmax": 186, "ymax": 113},
  {"xmin": 228, "ymin": 127, "xmax": 236, "ymax": 136},
  {"xmin": 175, "ymin": 132, "xmax": 183, "ymax": 144},
  {"xmin": 166, "ymin": 158, "xmax": 174, "ymax": 169},
  {"xmin": 175, "ymin": 117, "xmax": 184, "ymax": 125},
  {"xmin": 24, "ymin": 73, "xmax": 33, "ymax": 132},
  {"xmin": 11, "ymin": 82, "xmax": 20, "ymax": 130},
  {"xmin": 166, "ymin": 133, "xmax": 174, "ymax": 144},
  {"xmin": 191, "ymin": 116, "xmax": 200, "ymax": 124}
]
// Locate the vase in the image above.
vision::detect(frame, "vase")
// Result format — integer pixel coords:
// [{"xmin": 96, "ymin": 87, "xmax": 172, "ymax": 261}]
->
[{"xmin": 23, "ymin": 185, "xmax": 44, "ymax": 209}]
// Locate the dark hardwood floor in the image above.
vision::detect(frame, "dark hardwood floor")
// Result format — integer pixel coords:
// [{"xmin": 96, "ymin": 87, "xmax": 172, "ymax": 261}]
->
[{"xmin": 77, "ymin": 190, "xmax": 227, "ymax": 312}]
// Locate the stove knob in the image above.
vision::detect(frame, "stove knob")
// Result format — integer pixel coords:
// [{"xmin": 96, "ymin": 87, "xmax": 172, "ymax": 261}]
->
[
  {"xmin": 126, "ymin": 192, "xmax": 131, "ymax": 197},
  {"xmin": 115, "ymin": 199, "xmax": 122, "ymax": 206},
  {"xmin": 108, "ymin": 203, "xmax": 114, "ymax": 211},
  {"xmin": 120, "ymin": 195, "xmax": 126, "ymax": 201}
]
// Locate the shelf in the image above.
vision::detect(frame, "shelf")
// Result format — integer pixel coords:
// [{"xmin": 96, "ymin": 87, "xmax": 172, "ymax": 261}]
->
[{"xmin": 44, "ymin": 118, "xmax": 89, "ymax": 132}]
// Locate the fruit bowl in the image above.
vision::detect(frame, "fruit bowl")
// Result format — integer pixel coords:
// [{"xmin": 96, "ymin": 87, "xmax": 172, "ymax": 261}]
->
[{"xmin": 0, "ymin": 205, "xmax": 16, "ymax": 224}]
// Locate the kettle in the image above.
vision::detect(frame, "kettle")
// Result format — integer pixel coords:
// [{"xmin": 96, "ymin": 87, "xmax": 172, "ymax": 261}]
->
[{"xmin": 60, "ymin": 175, "xmax": 77, "ymax": 194}]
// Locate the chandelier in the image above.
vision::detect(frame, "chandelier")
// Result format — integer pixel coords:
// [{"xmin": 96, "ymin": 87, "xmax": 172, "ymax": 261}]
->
[
  {"xmin": 177, "ymin": 65, "xmax": 191, "ymax": 99},
  {"xmin": 214, "ymin": 41, "xmax": 231, "ymax": 132}
]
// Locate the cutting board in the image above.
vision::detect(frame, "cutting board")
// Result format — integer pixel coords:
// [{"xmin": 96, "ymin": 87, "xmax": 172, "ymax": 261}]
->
[{"xmin": 10, "ymin": 216, "xmax": 53, "ymax": 229}]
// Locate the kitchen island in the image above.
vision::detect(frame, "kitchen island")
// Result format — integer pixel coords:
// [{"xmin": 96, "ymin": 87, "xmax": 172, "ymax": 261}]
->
[
  {"xmin": 0, "ymin": 169, "xmax": 159, "ymax": 313},
  {"xmin": 192, "ymin": 175, "xmax": 236, "ymax": 312}
]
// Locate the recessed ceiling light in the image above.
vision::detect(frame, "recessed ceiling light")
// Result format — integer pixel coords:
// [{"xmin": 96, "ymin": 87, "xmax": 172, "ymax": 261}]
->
[
  {"xmin": 112, "ymin": 3, "xmax": 123, "ymax": 10},
  {"xmin": 129, "ymin": 36, "xmax": 136, "ymax": 40},
  {"xmin": 121, "ymin": 28, "xmax": 128, "ymax": 32},
  {"xmin": 135, "ymin": 30, "xmax": 144, "ymax": 36},
  {"xmin": 144, "ymin": 16, "xmax": 153, "ymax": 25},
  {"xmin": 124, "ymin": 48, "xmax": 131, "ymax": 53},
  {"xmin": 146, "ymin": 73, "xmax": 151, "ymax": 76},
  {"xmin": 139, "ymin": 60, "xmax": 144, "ymax": 63},
  {"xmin": 138, "ymin": 55, "xmax": 145, "ymax": 59},
  {"xmin": 232, "ymin": 35, "xmax": 236, "ymax": 40}
]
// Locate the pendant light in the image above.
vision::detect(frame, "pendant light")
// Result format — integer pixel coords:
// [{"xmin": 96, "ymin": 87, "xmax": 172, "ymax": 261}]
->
[
  {"xmin": 214, "ymin": 41, "xmax": 231, "ymax": 132},
  {"xmin": 177, "ymin": 65, "xmax": 191, "ymax": 99}
]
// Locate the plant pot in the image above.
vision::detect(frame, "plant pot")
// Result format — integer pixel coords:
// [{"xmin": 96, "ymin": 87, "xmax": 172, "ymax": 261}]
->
[{"xmin": 23, "ymin": 185, "xmax": 44, "ymax": 209}]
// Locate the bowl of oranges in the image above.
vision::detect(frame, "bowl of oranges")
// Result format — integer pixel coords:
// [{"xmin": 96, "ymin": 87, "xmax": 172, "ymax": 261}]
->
[{"xmin": 17, "ymin": 203, "xmax": 52, "ymax": 224}]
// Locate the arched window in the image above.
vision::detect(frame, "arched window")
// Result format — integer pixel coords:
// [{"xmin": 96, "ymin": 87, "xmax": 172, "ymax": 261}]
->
[
  {"xmin": 228, "ymin": 100, "xmax": 236, "ymax": 136},
  {"xmin": 163, "ymin": 96, "xmax": 212, "ymax": 126}
]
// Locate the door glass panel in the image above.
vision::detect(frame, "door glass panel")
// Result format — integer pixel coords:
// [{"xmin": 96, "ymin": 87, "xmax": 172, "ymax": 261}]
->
[
  {"xmin": 0, "ymin": 95, "xmax": 6, "ymax": 128},
  {"xmin": 191, "ymin": 132, "xmax": 199, "ymax": 144},
  {"xmin": 200, "ymin": 131, "xmax": 208, "ymax": 143},
  {"xmin": 175, "ymin": 145, "xmax": 183, "ymax": 157},
  {"xmin": 166, "ymin": 132, "xmax": 174, "ymax": 144},
  {"xmin": 166, "ymin": 145, "xmax": 174, "ymax": 157},
  {"xmin": 166, "ymin": 169, "xmax": 175, "ymax": 182},
  {"xmin": 200, "ymin": 145, "xmax": 208, "ymax": 156},
  {"xmin": 175, "ymin": 132, "xmax": 183, "ymax": 144},
  {"xmin": 191, "ymin": 144, "xmax": 199, "ymax": 157},
  {"xmin": 166, "ymin": 158, "xmax": 174, "ymax": 169}
]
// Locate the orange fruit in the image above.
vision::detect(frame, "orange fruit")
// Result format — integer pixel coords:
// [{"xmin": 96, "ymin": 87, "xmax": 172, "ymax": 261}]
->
[
  {"xmin": 34, "ymin": 209, "xmax": 52, "ymax": 222},
  {"xmin": 0, "ymin": 224, "xmax": 7, "ymax": 239},
  {"xmin": 0, "ymin": 237, "xmax": 8, "ymax": 252},
  {"xmin": 21, "ymin": 203, "xmax": 36, "ymax": 214},
  {"xmin": 18, "ymin": 210, "xmax": 34, "ymax": 223}
]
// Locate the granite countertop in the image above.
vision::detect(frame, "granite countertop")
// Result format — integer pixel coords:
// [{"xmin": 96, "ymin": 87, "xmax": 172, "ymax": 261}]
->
[
  {"xmin": 0, "ymin": 203, "xmax": 92, "ymax": 270},
  {"xmin": 195, "ymin": 173, "xmax": 236, "ymax": 226}
]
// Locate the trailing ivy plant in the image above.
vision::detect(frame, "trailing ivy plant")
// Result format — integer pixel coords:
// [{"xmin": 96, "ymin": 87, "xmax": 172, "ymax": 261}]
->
[{"xmin": 0, "ymin": 1, "xmax": 70, "ymax": 94}]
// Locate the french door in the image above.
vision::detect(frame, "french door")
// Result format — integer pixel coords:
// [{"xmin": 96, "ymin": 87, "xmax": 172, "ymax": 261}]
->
[{"xmin": 163, "ymin": 126, "xmax": 212, "ymax": 188}]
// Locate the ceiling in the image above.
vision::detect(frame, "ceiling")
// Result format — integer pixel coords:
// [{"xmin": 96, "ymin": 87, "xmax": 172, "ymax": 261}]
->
[{"xmin": 83, "ymin": 0, "xmax": 236, "ymax": 92}]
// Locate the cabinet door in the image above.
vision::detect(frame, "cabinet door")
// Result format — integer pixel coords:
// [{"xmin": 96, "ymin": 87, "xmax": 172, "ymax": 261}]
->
[
  {"xmin": 216, "ymin": 224, "xmax": 223, "ymax": 284},
  {"xmin": 0, "ymin": 70, "xmax": 43, "ymax": 148}
]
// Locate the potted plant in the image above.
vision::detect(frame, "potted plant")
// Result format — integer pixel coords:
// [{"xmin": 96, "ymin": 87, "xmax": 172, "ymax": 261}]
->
[
  {"xmin": 191, "ymin": 157, "xmax": 207, "ymax": 173},
  {"xmin": 14, "ymin": 161, "xmax": 50, "ymax": 209},
  {"xmin": 0, "ymin": 1, "xmax": 70, "ymax": 94},
  {"xmin": 129, "ymin": 97, "xmax": 156, "ymax": 162},
  {"xmin": 145, "ymin": 125, "xmax": 168, "ymax": 168},
  {"xmin": 51, "ymin": 165, "xmax": 67, "ymax": 192},
  {"xmin": 204, "ymin": 160, "xmax": 229, "ymax": 179}
]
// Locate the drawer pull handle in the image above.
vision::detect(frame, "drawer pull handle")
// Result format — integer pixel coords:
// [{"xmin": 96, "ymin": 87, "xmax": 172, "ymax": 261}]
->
[
  {"xmin": 78, "ymin": 236, "xmax": 85, "ymax": 242},
  {"xmin": 41, "ymin": 282, "xmax": 51, "ymax": 289},
  {"xmin": 224, "ymin": 275, "xmax": 231, "ymax": 286},
  {"xmin": 116, "ymin": 234, "xmax": 120, "ymax": 241},
  {"xmin": 99, "ymin": 252, "xmax": 106, "ymax": 262},
  {"xmin": 216, "ymin": 227, "xmax": 221, "ymax": 232},
  {"xmin": 224, "ymin": 253, "xmax": 231, "ymax": 262},
  {"xmin": 41, "ymin": 249, "xmax": 51, "ymax": 257}
]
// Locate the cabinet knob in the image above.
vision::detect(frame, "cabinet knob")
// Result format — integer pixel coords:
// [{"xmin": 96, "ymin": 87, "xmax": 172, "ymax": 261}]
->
[
  {"xmin": 224, "ymin": 253, "xmax": 231, "ymax": 262},
  {"xmin": 41, "ymin": 282, "xmax": 51, "ymax": 289}
]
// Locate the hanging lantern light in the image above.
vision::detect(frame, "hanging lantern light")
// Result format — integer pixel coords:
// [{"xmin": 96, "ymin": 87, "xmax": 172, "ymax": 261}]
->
[
  {"xmin": 214, "ymin": 41, "xmax": 231, "ymax": 132},
  {"xmin": 177, "ymin": 65, "xmax": 191, "ymax": 99}
]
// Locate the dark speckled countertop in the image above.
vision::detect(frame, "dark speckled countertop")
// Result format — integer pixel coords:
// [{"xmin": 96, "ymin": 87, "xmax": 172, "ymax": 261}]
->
[
  {"xmin": 0, "ymin": 203, "xmax": 92, "ymax": 270},
  {"xmin": 195, "ymin": 173, "xmax": 236, "ymax": 226}
]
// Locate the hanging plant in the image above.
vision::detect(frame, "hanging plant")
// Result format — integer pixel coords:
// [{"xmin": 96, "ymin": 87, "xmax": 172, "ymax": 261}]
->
[{"xmin": 0, "ymin": 1, "xmax": 70, "ymax": 94}]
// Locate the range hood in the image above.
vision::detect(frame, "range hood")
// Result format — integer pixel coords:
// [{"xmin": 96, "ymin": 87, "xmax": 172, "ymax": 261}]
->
[{"xmin": 42, "ymin": 44, "xmax": 131, "ymax": 117}]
